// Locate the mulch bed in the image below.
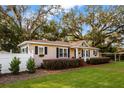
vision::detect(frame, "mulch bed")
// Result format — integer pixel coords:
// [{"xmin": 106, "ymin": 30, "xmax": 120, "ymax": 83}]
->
[
  {"xmin": 0, "ymin": 67, "xmax": 86, "ymax": 84},
  {"xmin": 0, "ymin": 62, "xmax": 107, "ymax": 85}
]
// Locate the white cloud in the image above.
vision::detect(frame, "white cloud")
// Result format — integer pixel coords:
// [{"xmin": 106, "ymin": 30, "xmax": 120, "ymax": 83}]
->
[{"xmin": 61, "ymin": 4, "xmax": 75, "ymax": 9}]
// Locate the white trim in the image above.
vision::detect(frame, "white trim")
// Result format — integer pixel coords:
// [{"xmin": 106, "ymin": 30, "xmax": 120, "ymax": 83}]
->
[
  {"xmin": 18, "ymin": 41, "xmax": 70, "ymax": 47},
  {"xmin": 71, "ymin": 46, "xmax": 99, "ymax": 50},
  {"xmin": 75, "ymin": 48, "xmax": 78, "ymax": 58},
  {"xmin": 84, "ymin": 50, "xmax": 87, "ymax": 62},
  {"xmin": 18, "ymin": 41, "xmax": 99, "ymax": 50}
]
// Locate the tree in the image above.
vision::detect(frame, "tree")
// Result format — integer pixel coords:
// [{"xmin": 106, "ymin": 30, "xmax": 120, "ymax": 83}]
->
[
  {"xmin": 84, "ymin": 6, "xmax": 124, "ymax": 52},
  {"xmin": 60, "ymin": 8, "xmax": 84, "ymax": 41},
  {"xmin": 0, "ymin": 5, "xmax": 62, "ymax": 52}
]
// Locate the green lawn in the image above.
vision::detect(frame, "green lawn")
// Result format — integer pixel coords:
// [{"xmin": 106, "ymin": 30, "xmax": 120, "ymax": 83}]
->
[{"xmin": 1, "ymin": 61, "xmax": 124, "ymax": 88}]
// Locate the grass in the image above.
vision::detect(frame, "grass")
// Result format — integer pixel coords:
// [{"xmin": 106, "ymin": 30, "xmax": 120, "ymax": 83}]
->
[{"xmin": 1, "ymin": 61, "xmax": 124, "ymax": 88}]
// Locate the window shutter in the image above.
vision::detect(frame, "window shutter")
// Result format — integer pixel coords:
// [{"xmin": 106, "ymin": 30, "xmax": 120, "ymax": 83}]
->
[
  {"xmin": 45, "ymin": 47, "xmax": 48, "ymax": 55},
  {"xmin": 56, "ymin": 48, "xmax": 59, "ymax": 58},
  {"xmin": 68, "ymin": 48, "xmax": 70, "ymax": 58},
  {"xmin": 35, "ymin": 46, "xmax": 38, "ymax": 55},
  {"xmin": 74, "ymin": 49, "xmax": 76, "ymax": 58}
]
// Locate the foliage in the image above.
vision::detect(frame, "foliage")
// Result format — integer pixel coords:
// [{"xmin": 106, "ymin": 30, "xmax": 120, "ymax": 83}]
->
[
  {"xmin": 90, "ymin": 57, "xmax": 111, "ymax": 65},
  {"xmin": 43, "ymin": 59, "xmax": 83, "ymax": 70},
  {"xmin": 9, "ymin": 57, "xmax": 21, "ymax": 74},
  {"xmin": 84, "ymin": 6, "xmax": 124, "ymax": 50},
  {"xmin": 27, "ymin": 58, "xmax": 36, "ymax": 73},
  {"xmin": 98, "ymin": 45, "xmax": 117, "ymax": 53},
  {"xmin": 60, "ymin": 8, "xmax": 84, "ymax": 41},
  {"xmin": 0, "ymin": 5, "xmax": 124, "ymax": 52},
  {"xmin": 0, "ymin": 5, "xmax": 62, "ymax": 52}
]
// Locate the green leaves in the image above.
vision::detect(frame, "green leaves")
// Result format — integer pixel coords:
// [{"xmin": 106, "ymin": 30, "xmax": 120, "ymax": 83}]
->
[
  {"xmin": 27, "ymin": 58, "xmax": 36, "ymax": 73},
  {"xmin": 9, "ymin": 57, "xmax": 21, "ymax": 75}
]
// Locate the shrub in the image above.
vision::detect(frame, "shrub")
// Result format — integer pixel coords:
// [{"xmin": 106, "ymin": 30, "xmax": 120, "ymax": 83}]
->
[
  {"xmin": 27, "ymin": 58, "xmax": 36, "ymax": 73},
  {"xmin": 90, "ymin": 57, "xmax": 111, "ymax": 65},
  {"xmin": 43, "ymin": 59, "xmax": 83, "ymax": 70},
  {"xmin": 9, "ymin": 57, "xmax": 21, "ymax": 75}
]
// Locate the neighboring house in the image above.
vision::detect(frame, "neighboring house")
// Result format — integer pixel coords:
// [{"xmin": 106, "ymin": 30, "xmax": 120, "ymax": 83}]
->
[{"xmin": 18, "ymin": 40, "xmax": 99, "ymax": 61}]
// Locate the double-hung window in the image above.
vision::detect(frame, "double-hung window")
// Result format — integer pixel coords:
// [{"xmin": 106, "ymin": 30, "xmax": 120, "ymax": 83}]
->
[
  {"xmin": 59, "ymin": 48, "xmax": 63, "ymax": 57},
  {"xmin": 38, "ymin": 47, "xmax": 44, "ymax": 55},
  {"xmin": 86, "ymin": 50, "xmax": 90, "ymax": 57},
  {"xmin": 93, "ymin": 50, "xmax": 97, "ymax": 56},
  {"xmin": 64, "ymin": 49, "xmax": 68, "ymax": 57},
  {"xmin": 59, "ymin": 48, "xmax": 68, "ymax": 58}
]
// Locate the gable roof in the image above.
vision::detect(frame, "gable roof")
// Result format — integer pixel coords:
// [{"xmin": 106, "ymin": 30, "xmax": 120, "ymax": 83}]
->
[
  {"xmin": 69, "ymin": 40, "xmax": 89, "ymax": 47},
  {"xmin": 18, "ymin": 40, "xmax": 99, "ymax": 49}
]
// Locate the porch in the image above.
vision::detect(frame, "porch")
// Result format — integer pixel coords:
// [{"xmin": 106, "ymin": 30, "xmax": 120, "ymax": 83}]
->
[{"xmin": 70, "ymin": 47, "xmax": 95, "ymax": 62}]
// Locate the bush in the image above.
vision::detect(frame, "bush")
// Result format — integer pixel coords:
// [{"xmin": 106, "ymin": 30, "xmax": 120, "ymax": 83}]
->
[
  {"xmin": 90, "ymin": 57, "xmax": 111, "ymax": 65},
  {"xmin": 43, "ymin": 59, "xmax": 83, "ymax": 70},
  {"xmin": 9, "ymin": 57, "xmax": 21, "ymax": 75},
  {"xmin": 27, "ymin": 58, "xmax": 36, "ymax": 73}
]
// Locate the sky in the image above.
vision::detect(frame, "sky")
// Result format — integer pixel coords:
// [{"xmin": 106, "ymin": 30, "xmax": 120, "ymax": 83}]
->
[
  {"xmin": 23, "ymin": 5, "xmax": 112, "ymax": 35},
  {"xmin": 28, "ymin": 5, "xmax": 90, "ymax": 35}
]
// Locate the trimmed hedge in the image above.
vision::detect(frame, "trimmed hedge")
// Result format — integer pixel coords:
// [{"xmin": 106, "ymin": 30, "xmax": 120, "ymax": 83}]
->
[
  {"xmin": 43, "ymin": 59, "xmax": 84, "ymax": 70},
  {"xmin": 90, "ymin": 57, "xmax": 111, "ymax": 65}
]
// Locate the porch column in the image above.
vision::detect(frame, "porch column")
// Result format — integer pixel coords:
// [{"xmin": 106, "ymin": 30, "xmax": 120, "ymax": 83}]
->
[
  {"xmin": 114, "ymin": 53, "xmax": 117, "ymax": 62},
  {"xmin": 84, "ymin": 50, "xmax": 87, "ymax": 62},
  {"xmin": 76, "ymin": 48, "xmax": 78, "ymax": 58}
]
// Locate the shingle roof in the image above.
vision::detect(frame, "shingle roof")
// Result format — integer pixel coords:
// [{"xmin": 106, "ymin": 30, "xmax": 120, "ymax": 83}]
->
[
  {"xmin": 30, "ymin": 40, "xmax": 70, "ymax": 45},
  {"xmin": 18, "ymin": 40, "xmax": 99, "ymax": 49}
]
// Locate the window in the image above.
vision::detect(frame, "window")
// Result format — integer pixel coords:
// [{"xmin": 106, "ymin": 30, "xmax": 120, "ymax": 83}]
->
[
  {"xmin": 82, "ymin": 50, "xmax": 90, "ymax": 57},
  {"xmin": 59, "ymin": 48, "xmax": 63, "ymax": 57},
  {"xmin": 59, "ymin": 48, "xmax": 68, "ymax": 58},
  {"xmin": 86, "ymin": 50, "xmax": 90, "ymax": 57},
  {"xmin": 93, "ymin": 50, "xmax": 97, "ymax": 56},
  {"xmin": 38, "ymin": 47, "xmax": 44, "ymax": 55},
  {"xmin": 64, "ymin": 49, "xmax": 68, "ymax": 57},
  {"xmin": 26, "ymin": 47, "xmax": 28, "ymax": 53},
  {"xmin": 21, "ymin": 47, "xmax": 28, "ymax": 54},
  {"xmin": 22, "ymin": 48, "xmax": 25, "ymax": 53}
]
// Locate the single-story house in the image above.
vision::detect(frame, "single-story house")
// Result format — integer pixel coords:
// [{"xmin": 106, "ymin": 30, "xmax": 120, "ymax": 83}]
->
[{"xmin": 18, "ymin": 40, "xmax": 99, "ymax": 61}]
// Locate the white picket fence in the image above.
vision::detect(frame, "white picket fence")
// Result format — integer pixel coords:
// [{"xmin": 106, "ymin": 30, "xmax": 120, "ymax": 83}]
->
[{"xmin": 0, "ymin": 53, "xmax": 42, "ymax": 74}]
